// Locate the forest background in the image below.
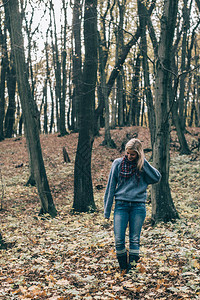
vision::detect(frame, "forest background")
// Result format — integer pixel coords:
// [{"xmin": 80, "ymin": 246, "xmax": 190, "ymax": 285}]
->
[{"xmin": 0, "ymin": 0, "xmax": 200, "ymax": 299}]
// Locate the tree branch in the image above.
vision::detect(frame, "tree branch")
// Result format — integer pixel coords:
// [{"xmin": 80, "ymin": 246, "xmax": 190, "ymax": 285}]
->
[{"xmin": 95, "ymin": 1, "xmax": 156, "ymax": 117}]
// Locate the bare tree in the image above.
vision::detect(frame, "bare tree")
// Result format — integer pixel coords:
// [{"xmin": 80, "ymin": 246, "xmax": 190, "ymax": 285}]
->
[
  {"xmin": 150, "ymin": 0, "xmax": 180, "ymax": 223},
  {"xmin": 0, "ymin": 14, "xmax": 6, "ymax": 141},
  {"xmin": 98, "ymin": 0, "xmax": 116, "ymax": 147},
  {"xmin": 138, "ymin": 0, "xmax": 156, "ymax": 148},
  {"xmin": 6, "ymin": 0, "xmax": 57, "ymax": 217},
  {"xmin": 116, "ymin": 0, "xmax": 126, "ymax": 127},
  {"xmin": 60, "ymin": 0, "xmax": 68, "ymax": 136},
  {"xmin": 71, "ymin": 0, "xmax": 82, "ymax": 132},
  {"xmin": 73, "ymin": 0, "xmax": 97, "ymax": 212}
]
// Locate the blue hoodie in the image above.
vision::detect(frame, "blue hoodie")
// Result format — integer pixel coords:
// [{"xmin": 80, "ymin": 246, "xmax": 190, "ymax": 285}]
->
[{"xmin": 104, "ymin": 158, "xmax": 161, "ymax": 219}]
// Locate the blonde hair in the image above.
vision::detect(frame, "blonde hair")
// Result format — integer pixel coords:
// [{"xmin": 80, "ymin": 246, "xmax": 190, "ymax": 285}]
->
[{"xmin": 125, "ymin": 138, "xmax": 144, "ymax": 171}]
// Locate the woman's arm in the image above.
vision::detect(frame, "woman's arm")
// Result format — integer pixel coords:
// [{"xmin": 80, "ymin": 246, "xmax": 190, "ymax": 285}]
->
[
  {"xmin": 104, "ymin": 159, "xmax": 119, "ymax": 219},
  {"xmin": 142, "ymin": 159, "xmax": 161, "ymax": 185}
]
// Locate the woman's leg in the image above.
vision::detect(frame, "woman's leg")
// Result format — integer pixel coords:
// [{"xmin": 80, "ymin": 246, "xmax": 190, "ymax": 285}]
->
[
  {"xmin": 129, "ymin": 203, "xmax": 146, "ymax": 266},
  {"xmin": 114, "ymin": 201, "xmax": 129, "ymax": 271}
]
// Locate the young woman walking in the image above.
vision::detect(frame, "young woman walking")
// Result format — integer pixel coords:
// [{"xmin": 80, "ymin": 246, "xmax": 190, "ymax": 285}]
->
[{"xmin": 104, "ymin": 138, "xmax": 161, "ymax": 273}]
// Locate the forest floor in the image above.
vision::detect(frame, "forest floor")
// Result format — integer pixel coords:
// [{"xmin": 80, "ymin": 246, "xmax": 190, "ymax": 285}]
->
[{"xmin": 0, "ymin": 126, "xmax": 200, "ymax": 300}]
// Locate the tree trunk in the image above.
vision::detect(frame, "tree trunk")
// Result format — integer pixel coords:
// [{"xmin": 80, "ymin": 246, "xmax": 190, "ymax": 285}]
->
[
  {"xmin": 111, "ymin": 83, "xmax": 117, "ymax": 128},
  {"xmin": 96, "ymin": 83, "xmax": 105, "ymax": 133},
  {"xmin": 43, "ymin": 83, "xmax": 48, "ymax": 134},
  {"xmin": 60, "ymin": 49, "xmax": 67, "ymax": 135},
  {"xmin": 60, "ymin": 0, "xmax": 68, "ymax": 136},
  {"xmin": 0, "ymin": 20, "xmax": 6, "ymax": 141},
  {"xmin": 169, "ymin": 79, "xmax": 191, "ymax": 154},
  {"xmin": 49, "ymin": 81, "xmax": 55, "ymax": 133},
  {"xmin": 151, "ymin": 0, "xmax": 179, "ymax": 223},
  {"xmin": 96, "ymin": 0, "xmax": 116, "ymax": 133},
  {"xmin": 171, "ymin": 101, "xmax": 191, "ymax": 154},
  {"xmin": 101, "ymin": 75, "xmax": 116, "ymax": 148},
  {"xmin": 45, "ymin": 31, "xmax": 54, "ymax": 134},
  {"xmin": 178, "ymin": 0, "xmax": 190, "ymax": 130},
  {"xmin": 3, "ymin": 16, "xmax": 17, "ymax": 139},
  {"xmin": 140, "ymin": 94, "xmax": 145, "ymax": 127},
  {"xmin": 185, "ymin": 73, "xmax": 192, "ymax": 126},
  {"xmin": 138, "ymin": 0, "xmax": 156, "ymax": 147},
  {"xmin": 50, "ymin": 0, "xmax": 61, "ymax": 133},
  {"xmin": 67, "ymin": 58, "xmax": 73, "ymax": 131},
  {"xmin": 0, "ymin": 58, "xmax": 6, "ymax": 141},
  {"xmin": 72, "ymin": 0, "xmax": 82, "ymax": 132},
  {"xmin": 98, "ymin": 31, "xmax": 115, "ymax": 147},
  {"xmin": 189, "ymin": 97, "xmax": 195, "ymax": 127},
  {"xmin": 117, "ymin": 74, "xmax": 124, "ymax": 126},
  {"xmin": 7, "ymin": 0, "xmax": 57, "ymax": 217},
  {"xmin": 196, "ymin": 78, "xmax": 200, "ymax": 126},
  {"xmin": 73, "ymin": 0, "xmax": 97, "ymax": 212},
  {"xmin": 194, "ymin": 41, "xmax": 200, "ymax": 127},
  {"xmin": 129, "ymin": 52, "xmax": 140, "ymax": 126},
  {"xmin": 44, "ymin": 37, "xmax": 50, "ymax": 134},
  {"xmin": 21, "ymin": 0, "xmax": 36, "ymax": 99},
  {"xmin": 25, "ymin": 143, "xmax": 36, "ymax": 187},
  {"xmin": 97, "ymin": 0, "xmax": 115, "ymax": 143},
  {"xmin": 4, "ymin": 54, "xmax": 16, "ymax": 138},
  {"xmin": 116, "ymin": 1, "xmax": 126, "ymax": 126},
  {"xmin": 18, "ymin": 113, "xmax": 23, "ymax": 136}
]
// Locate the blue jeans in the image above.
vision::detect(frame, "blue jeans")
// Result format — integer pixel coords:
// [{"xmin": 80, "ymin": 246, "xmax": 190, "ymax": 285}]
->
[{"xmin": 114, "ymin": 200, "xmax": 146, "ymax": 257}]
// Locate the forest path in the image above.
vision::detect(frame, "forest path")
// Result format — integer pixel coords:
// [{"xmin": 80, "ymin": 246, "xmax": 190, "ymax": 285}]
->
[{"xmin": 0, "ymin": 126, "xmax": 199, "ymax": 299}]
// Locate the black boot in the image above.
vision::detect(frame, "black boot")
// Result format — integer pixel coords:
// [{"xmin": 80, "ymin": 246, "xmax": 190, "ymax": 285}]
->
[
  {"xmin": 128, "ymin": 254, "xmax": 140, "ymax": 270},
  {"xmin": 117, "ymin": 253, "xmax": 128, "ymax": 273}
]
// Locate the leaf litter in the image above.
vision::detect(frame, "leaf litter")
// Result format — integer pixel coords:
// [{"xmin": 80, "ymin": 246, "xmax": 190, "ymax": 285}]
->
[{"xmin": 0, "ymin": 126, "xmax": 200, "ymax": 299}]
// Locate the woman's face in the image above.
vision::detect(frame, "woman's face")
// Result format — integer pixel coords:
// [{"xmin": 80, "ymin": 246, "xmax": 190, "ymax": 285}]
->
[{"xmin": 126, "ymin": 149, "xmax": 138, "ymax": 161}]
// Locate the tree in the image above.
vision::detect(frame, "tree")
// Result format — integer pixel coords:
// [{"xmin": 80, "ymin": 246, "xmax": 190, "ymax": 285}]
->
[
  {"xmin": 0, "ymin": 14, "xmax": 6, "ymax": 141},
  {"xmin": 49, "ymin": 0, "xmax": 61, "ymax": 133},
  {"xmin": 60, "ymin": 0, "xmax": 68, "ymax": 136},
  {"xmin": 95, "ymin": 0, "xmax": 159, "ymax": 131},
  {"xmin": 149, "ymin": 0, "xmax": 180, "ymax": 223},
  {"xmin": 95, "ymin": 25, "xmax": 142, "ymax": 127},
  {"xmin": 5, "ymin": 0, "xmax": 57, "ymax": 217},
  {"xmin": 116, "ymin": 0, "xmax": 126, "ymax": 127},
  {"xmin": 73, "ymin": 0, "xmax": 97, "ymax": 212},
  {"xmin": 168, "ymin": 4, "xmax": 198, "ymax": 154},
  {"xmin": 0, "ymin": 7, "xmax": 17, "ymax": 140},
  {"xmin": 192, "ymin": 41, "xmax": 200, "ymax": 126},
  {"xmin": 138, "ymin": 0, "xmax": 156, "ymax": 148},
  {"xmin": 98, "ymin": 0, "xmax": 116, "ymax": 147},
  {"xmin": 4, "ymin": 49, "xmax": 16, "ymax": 139},
  {"xmin": 44, "ymin": 33, "xmax": 55, "ymax": 134},
  {"xmin": 128, "ymin": 51, "xmax": 141, "ymax": 126},
  {"xmin": 178, "ymin": 0, "xmax": 188, "ymax": 130},
  {"xmin": 71, "ymin": 0, "xmax": 82, "ymax": 132},
  {"xmin": 98, "ymin": 32, "xmax": 115, "ymax": 147}
]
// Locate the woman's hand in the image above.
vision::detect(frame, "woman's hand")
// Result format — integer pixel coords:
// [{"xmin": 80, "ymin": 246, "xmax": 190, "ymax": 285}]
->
[{"xmin": 102, "ymin": 218, "xmax": 111, "ymax": 229}]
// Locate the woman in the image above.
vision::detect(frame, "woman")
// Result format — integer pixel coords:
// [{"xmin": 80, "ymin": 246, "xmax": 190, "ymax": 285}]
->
[{"xmin": 104, "ymin": 138, "xmax": 161, "ymax": 273}]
